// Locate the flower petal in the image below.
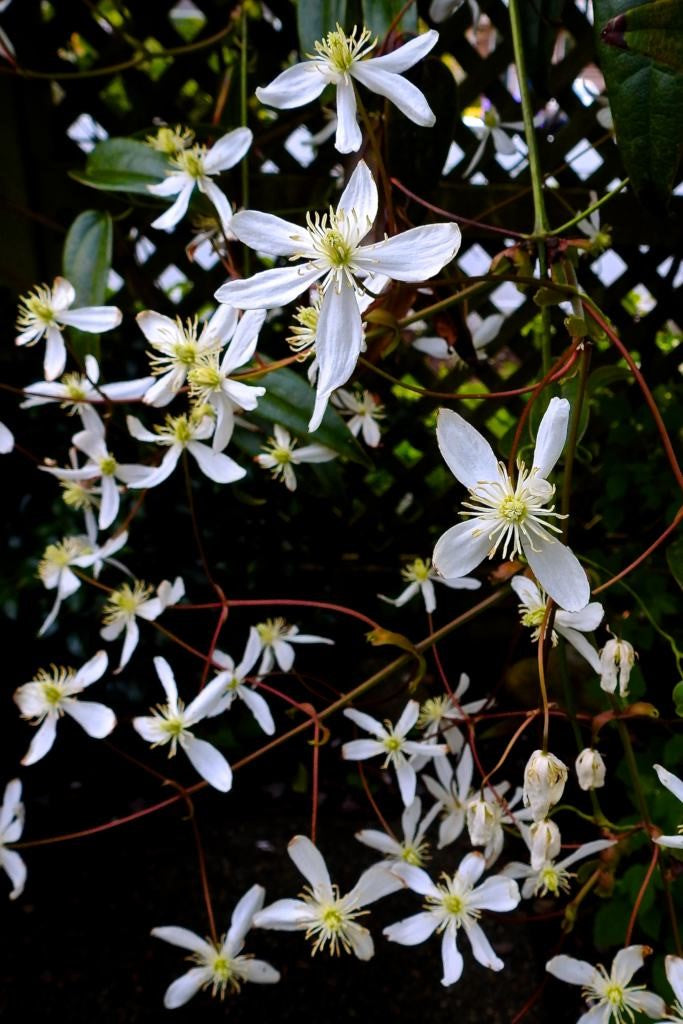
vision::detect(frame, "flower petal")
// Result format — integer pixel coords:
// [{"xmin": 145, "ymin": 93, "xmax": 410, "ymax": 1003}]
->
[
  {"xmin": 343, "ymin": 707, "xmax": 385, "ymax": 737},
  {"xmin": 556, "ymin": 626, "xmax": 601, "ymax": 675},
  {"xmin": 74, "ymin": 649, "xmax": 108, "ymax": 688},
  {"xmin": 357, "ymin": 224, "xmax": 461, "ymax": 283},
  {"xmin": 464, "ymin": 920, "xmax": 504, "ymax": 971},
  {"xmin": 334, "ymin": 78, "xmax": 362, "ymax": 154},
  {"xmin": 1, "ymin": 848, "xmax": 27, "ymax": 900},
  {"xmin": 215, "ymin": 262, "xmax": 323, "ymax": 310},
  {"xmin": 666, "ymin": 955, "xmax": 683, "ymax": 1006},
  {"xmin": 58, "ymin": 306, "xmax": 122, "ymax": 334},
  {"xmin": 287, "ymin": 835, "xmax": 332, "ymax": 892},
  {"xmin": 163, "ymin": 967, "xmax": 211, "ymax": 1009},
  {"xmin": 546, "ymin": 954, "xmax": 598, "ymax": 987},
  {"xmin": 256, "ymin": 61, "xmax": 328, "ymax": 110},
  {"xmin": 232, "ymin": 210, "xmax": 312, "ymax": 258},
  {"xmin": 151, "ymin": 179, "xmax": 195, "ymax": 231},
  {"xmin": 612, "ymin": 944, "xmax": 648, "ymax": 986},
  {"xmin": 395, "ymin": 758, "xmax": 417, "ymax": 806},
  {"xmin": 351, "ymin": 62, "xmax": 435, "ymax": 126},
  {"xmin": 240, "ymin": 687, "xmax": 275, "ymax": 735},
  {"xmin": 384, "ymin": 910, "xmax": 438, "ymax": 946},
  {"xmin": 151, "ymin": 926, "xmax": 212, "ymax": 955},
  {"xmin": 181, "ymin": 734, "xmax": 233, "ymax": 792},
  {"xmin": 187, "ymin": 441, "xmax": 246, "ymax": 484},
  {"xmin": 202, "ymin": 127, "xmax": 253, "ymax": 174},
  {"xmin": 225, "ymin": 883, "xmax": 265, "ymax": 954},
  {"xmin": 308, "ymin": 282, "xmax": 363, "ymax": 432},
  {"xmin": 470, "ymin": 875, "xmax": 520, "ymax": 912},
  {"xmin": 433, "ymin": 519, "xmax": 492, "ymax": 579},
  {"xmin": 363, "ymin": 30, "xmax": 438, "ymax": 74},
  {"xmin": 532, "ymin": 397, "xmax": 570, "ymax": 478},
  {"xmin": 523, "ymin": 534, "xmax": 590, "ymax": 612},
  {"xmin": 654, "ymin": 764, "xmax": 683, "ymax": 804},
  {"xmin": 243, "ymin": 958, "xmax": 280, "ymax": 983},
  {"xmin": 199, "ymin": 178, "xmax": 233, "ymax": 233},
  {"xmin": 22, "ymin": 715, "xmax": 58, "ymax": 765},
  {"xmin": 154, "ymin": 657, "xmax": 178, "ymax": 707},
  {"xmin": 436, "ymin": 407, "xmax": 499, "ymax": 489},
  {"xmin": 440, "ymin": 928, "xmax": 464, "ymax": 986},
  {"xmin": 253, "ymin": 898, "xmax": 313, "ymax": 930},
  {"xmin": 44, "ymin": 327, "xmax": 66, "ymax": 381},
  {"xmin": 65, "ymin": 700, "xmax": 116, "ymax": 738}
]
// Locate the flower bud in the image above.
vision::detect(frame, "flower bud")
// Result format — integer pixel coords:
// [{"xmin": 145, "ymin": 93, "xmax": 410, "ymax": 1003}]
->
[
  {"xmin": 529, "ymin": 818, "xmax": 561, "ymax": 870},
  {"xmin": 466, "ymin": 795, "xmax": 496, "ymax": 847},
  {"xmin": 523, "ymin": 750, "xmax": 568, "ymax": 821},
  {"xmin": 575, "ymin": 748, "xmax": 606, "ymax": 791},
  {"xmin": 599, "ymin": 637, "xmax": 636, "ymax": 697}
]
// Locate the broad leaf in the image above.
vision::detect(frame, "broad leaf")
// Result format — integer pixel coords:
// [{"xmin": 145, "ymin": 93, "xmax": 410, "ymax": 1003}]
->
[
  {"xmin": 296, "ymin": 0, "xmax": 347, "ymax": 55},
  {"xmin": 601, "ymin": 0, "xmax": 683, "ymax": 74},
  {"xmin": 71, "ymin": 138, "xmax": 171, "ymax": 194},
  {"xmin": 62, "ymin": 210, "xmax": 114, "ymax": 360}
]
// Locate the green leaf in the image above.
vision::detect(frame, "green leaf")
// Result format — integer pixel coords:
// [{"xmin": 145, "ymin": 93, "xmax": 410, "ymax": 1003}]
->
[
  {"xmin": 62, "ymin": 210, "xmax": 114, "ymax": 360},
  {"xmin": 595, "ymin": 0, "xmax": 683, "ymax": 209},
  {"xmin": 70, "ymin": 138, "xmax": 171, "ymax": 194},
  {"xmin": 601, "ymin": 0, "xmax": 683, "ymax": 74},
  {"xmin": 361, "ymin": 0, "xmax": 417, "ymax": 38},
  {"xmin": 247, "ymin": 364, "xmax": 373, "ymax": 466},
  {"xmin": 666, "ymin": 535, "xmax": 683, "ymax": 591},
  {"xmin": 672, "ymin": 680, "xmax": 683, "ymax": 716},
  {"xmin": 296, "ymin": 0, "xmax": 347, "ymax": 55}
]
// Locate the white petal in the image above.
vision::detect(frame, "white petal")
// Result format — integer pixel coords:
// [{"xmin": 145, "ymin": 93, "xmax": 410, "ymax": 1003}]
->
[
  {"xmin": 0, "ymin": 779, "xmax": 22, "ymax": 832},
  {"xmin": 392, "ymin": 863, "xmax": 439, "ymax": 896},
  {"xmin": 256, "ymin": 61, "xmax": 327, "ymax": 110},
  {"xmin": 187, "ymin": 441, "xmax": 246, "ymax": 484},
  {"xmin": 225, "ymin": 883, "xmax": 265, "ymax": 953},
  {"xmin": 215, "ymin": 262, "xmax": 322, "ymax": 310},
  {"xmin": 402, "ymin": 797, "xmax": 422, "ymax": 841},
  {"xmin": 22, "ymin": 715, "xmax": 58, "ymax": 765},
  {"xmin": 287, "ymin": 835, "xmax": 332, "ymax": 892},
  {"xmin": 395, "ymin": 699, "xmax": 420, "ymax": 736},
  {"xmin": 236, "ymin": 626, "xmax": 263, "ymax": 677},
  {"xmin": 628, "ymin": 991, "xmax": 667, "ymax": 1017},
  {"xmin": 343, "ymin": 707, "xmax": 385, "ymax": 737},
  {"xmin": 229, "ymin": 210, "xmax": 312, "ymax": 257},
  {"xmin": 357, "ymin": 223, "xmax": 460, "ymax": 282},
  {"xmin": 74, "ymin": 649, "xmax": 108, "ymax": 688},
  {"xmin": 272, "ymin": 638, "xmax": 295, "ymax": 672},
  {"xmin": 395, "ymin": 758, "xmax": 417, "ymax": 806},
  {"xmin": 240, "ymin": 687, "xmax": 275, "ymax": 735},
  {"xmin": 347, "ymin": 924, "xmax": 374, "ymax": 960},
  {"xmin": 440, "ymin": 928, "xmax": 464, "ymax": 986},
  {"xmin": 384, "ymin": 911, "xmax": 438, "ymax": 946},
  {"xmin": 556, "ymin": 626, "xmax": 601, "ymax": 675},
  {"xmin": 559, "ymin": 839, "xmax": 616, "ymax": 870},
  {"xmin": 0, "ymin": 422, "xmax": 14, "ymax": 453},
  {"xmin": 1, "ymin": 849, "xmax": 27, "ymax": 900},
  {"xmin": 666, "ymin": 955, "xmax": 683, "ymax": 1006},
  {"xmin": 44, "ymin": 327, "xmax": 66, "ymax": 381},
  {"xmin": 59, "ymin": 306, "xmax": 122, "ymax": 334},
  {"xmin": 151, "ymin": 180, "xmax": 195, "ymax": 231},
  {"xmin": 352, "ymin": 62, "xmax": 435, "ymax": 126},
  {"xmin": 436, "ymin": 408, "xmax": 499, "ymax": 489},
  {"xmin": 557, "ymin": 601, "xmax": 604, "ymax": 632},
  {"xmin": 334, "ymin": 78, "xmax": 362, "ymax": 154},
  {"xmin": 470, "ymin": 875, "xmax": 520, "ymax": 912},
  {"xmin": 154, "ymin": 656, "xmax": 178, "ymax": 707},
  {"xmin": 65, "ymin": 700, "xmax": 116, "ymax": 738},
  {"xmin": 126, "ymin": 415, "xmax": 160, "ymax": 443},
  {"xmin": 456, "ymin": 851, "xmax": 487, "ymax": 888},
  {"xmin": 136, "ymin": 310, "xmax": 178, "ymax": 345},
  {"xmin": 433, "ymin": 519, "xmax": 492, "ymax": 579},
  {"xmin": 202, "ymin": 127, "xmax": 253, "ymax": 173},
  {"xmin": 362, "ymin": 30, "xmax": 438, "ymax": 74},
  {"xmin": 98, "ymin": 476, "xmax": 119, "ymax": 531},
  {"xmin": 654, "ymin": 834, "xmax": 683, "ymax": 849},
  {"xmin": 163, "ymin": 967, "xmax": 210, "ymax": 1009},
  {"xmin": 464, "ymin": 920, "xmax": 503, "ymax": 970},
  {"xmin": 546, "ymin": 954, "xmax": 598, "ymax": 987},
  {"xmin": 51, "ymin": 277, "xmax": 76, "ymax": 309},
  {"xmin": 355, "ymin": 829, "xmax": 399, "ymax": 855},
  {"xmin": 308, "ymin": 283, "xmax": 363, "ymax": 432},
  {"xmin": 523, "ymin": 534, "xmax": 590, "ymax": 613},
  {"xmin": 221, "ymin": 308, "xmax": 267, "ymax": 372},
  {"xmin": 151, "ymin": 926, "xmax": 212, "ymax": 955},
  {"xmin": 181, "ymin": 735, "xmax": 232, "ymax": 792},
  {"xmin": 186, "ymin": 672, "xmax": 236, "ymax": 723},
  {"xmin": 612, "ymin": 945, "xmax": 648, "ymax": 986},
  {"xmin": 253, "ymin": 898, "xmax": 313, "ymax": 930},
  {"xmin": 242, "ymin": 959, "xmax": 280, "ymax": 984},
  {"xmin": 532, "ymin": 397, "xmax": 570, "ymax": 477},
  {"xmin": 654, "ymin": 764, "xmax": 683, "ymax": 804},
  {"xmin": 510, "ymin": 575, "xmax": 541, "ymax": 609},
  {"xmin": 291, "ymin": 443, "xmax": 337, "ymax": 464},
  {"xmin": 352, "ymin": 863, "xmax": 405, "ymax": 906},
  {"xmin": 148, "ymin": 175, "xmax": 186, "ymax": 197}
]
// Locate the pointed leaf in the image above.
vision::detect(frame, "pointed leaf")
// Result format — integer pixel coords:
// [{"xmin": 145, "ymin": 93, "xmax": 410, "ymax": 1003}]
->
[{"xmin": 71, "ymin": 138, "xmax": 172, "ymax": 194}]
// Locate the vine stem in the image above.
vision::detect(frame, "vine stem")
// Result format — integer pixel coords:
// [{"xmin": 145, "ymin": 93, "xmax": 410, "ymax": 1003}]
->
[{"xmin": 625, "ymin": 841, "xmax": 659, "ymax": 945}]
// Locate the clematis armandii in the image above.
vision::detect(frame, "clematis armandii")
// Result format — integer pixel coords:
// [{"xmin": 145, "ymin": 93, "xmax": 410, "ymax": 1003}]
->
[
  {"xmin": 203, "ymin": 629, "xmax": 276, "ymax": 736},
  {"xmin": 546, "ymin": 946, "xmax": 666, "ymax": 1023},
  {"xmin": 511, "ymin": 575, "xmax": 603, "ymax": 673},
  {"xmin": 432, "ymin": 398, "xmax": 591, "ymax": 612},
  {"xmin": 125, "ymin": 412, "xmax": 246, "ymax": 488},
  {"xmin": 37, "ymin": 531, "xmax": 128, "ymax": 635},
  {"xmin": 255, "ymin": 26, "xmax": 438, "ymax": 154},
  {"xmin": 215, "ymin": 160, "xmax": 461, "ymax": 431},
  {"xmin": 100, "ymin": 576, "xmax": 185, "ymax": 672}
]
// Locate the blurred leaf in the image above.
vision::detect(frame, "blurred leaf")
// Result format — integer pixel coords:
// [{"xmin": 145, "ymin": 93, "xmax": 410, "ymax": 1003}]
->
[
  {"xmin": 672, "ymin": 680, "xmax": 683, "ymax": 716},
  {"xmin": 70, "ymin": 138, "xmax": 171, "ymax": 194},
  {"xmin": 361, "ymin": 0, "xmax": 417, "ymax": 38},
  {"xmin": 62, "ymin": 210, "xmax": 114, "ymax": 360},
  {"xmin": 296, "ymin": 0, "xmax": 347, "ymax": 55},
  {"xmin": 666, "ymin": 535, "xmax": 683, "ymax": 591},
  {"xmin": 595, "ymin": 0, "xmax": 683, "ymax": 209},
  {"xmin": 601, "ymin": 0, "xmax": 683, "ymax": 73},
  {"xmin": 521, "ymin": 0, "xmax": 567, "ymax": 98},
  {"xmin": 586, "ymin": 364, "xmax": 632, "ymax": 395}
]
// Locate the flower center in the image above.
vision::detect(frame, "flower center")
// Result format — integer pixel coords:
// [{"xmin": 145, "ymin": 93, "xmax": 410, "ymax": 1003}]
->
[
  {"xmin": 102, "ymin": 581, "xmax": 153, "ymax": 623},
  {"xmin": 174, "ymin": 145, "xmax": 207, "ymax": 179},
  {"xmin": 535, "ymin": 864, "xmax": 573, "ymax": 897},
  {"xmin": 99, "ymin": 455, "xmax": 118, "ymax": 476},
  {"xmin": 17, "ymin": 286, "xmax": 57, "ymax": 329},
  {"xmin": 303, "ymin": 886, "xmax": 368, "ymax": 956},
  {"xmin": 61, "ymin": 373, "xmax": 88, "ymax": 403},
  {"xmin": 499, "ymin": 494, "xmax": 527, "ymax": 523},
  {"xmin": 156, "ymin": 414, "xmax": 194, "ymax": 445},
  {"xmin": 401, "ymin": 842, "xmax": 428, "ymax": 867},
  {"xmin": 287, "ymin": 302, "xmax": 320, "ymax": 358},
  {"xmin": 256, "ymin": 617, "xmax": 288, "ymax": 646},
  {"xmin": 383, "ymin": 733, "xmax": 402, "ymax": 754},
  {"xmin": 313, "ymin": 24, "xmax": 376, "ymax": 74},
  {"xmin": 188, "ymin": 360, "xmax": 222, "ymax": 395},
  {"xmin": 38, "ymin": 538, "xmax": 90, "ymax": 579},
  {"xmin": 61, "ymin": 481, "xmax": 95, "ymax": 511},
  {"xmin": 403, "ymin": 557, "xmax": 431, "ymax": 583}
]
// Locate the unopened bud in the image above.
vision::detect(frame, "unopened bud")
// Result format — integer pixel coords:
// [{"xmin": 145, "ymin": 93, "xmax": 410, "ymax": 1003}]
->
[
  {"xmin": 529, "ymin": 819, "xmax": 561, "ymax": 870},
  {"xmin": 466, "ymin": 795, "xmax": 496, "ymax": 847},
  {"xmin": 599, "ymin": 636, "xmax": 636, "ymax": 698},
  {"xmin": 575, "ymin": 748, "xmax": 606, "ymax": 791},
  {"xmin": 523, "ymin": 749, "xmax": 568, "ymax": 821}
]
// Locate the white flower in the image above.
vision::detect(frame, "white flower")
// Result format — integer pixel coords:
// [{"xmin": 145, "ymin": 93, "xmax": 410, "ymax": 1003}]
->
[
  {"xmin": 416, "ymin": 674, "xmax": 487, "ymax": 756},
  {"xmin": 433, "ymin": 399, "xmax": 591, "ymax": 612},
  {"xmin": 203, "ymin": 628, "xmax": 275, "ymax": 735},
  {"xmin": 255, "ymin": 425, "xmax": 337, "ymax": 491},
  {"xmin": 14, "ymin": 651, "xmax": 115, "ymax": 765},
  {"xmin": 599, "ymin": 635, "xmax": 636, "ymax": 698},
  {"xmin": 125, "ymin": 412, "xmax": 246, "ymax": 488},
  {"xmin": 215, "ymin": 161, "xmax": 461, "ymax": 430},
  {"xmin": 422, "ymin": 744, "xmax": 474, "ymax": 848},
  {"xmin": 546, "ymin": 946, "xmax": 666, "ymax": 1022},
  {"xmin": 511, "ymin": 575, "xmax": 603, "ymax": 674},
  {"xmin": 37, "ymin": 531, "xmax": 128, "ymax": 635},
  {"xmin": 523, "ymin": 750, "xmax": 568, "ymax": 821},
  {"xmin": 148, "ymin": 127, "xmax": 252, "ymax": 232},
  {"xmin": 252, "ymin": 616, "xmax": 334, "ymax": 676},
  {"xmin": 0, "ymin": 779, "xmax": 27, "ymax": 900},
  {"xmin": 136, "ymin": 307, "xmax": 227, "ymax": 408},
  {"xmin": 132, "ymin": 657, "xmax": 233, "ymax": 792},
  {"xmin": 465, "ymin": 781, "xmax": 531, "ymax": 866},
  {"xmin": 21, "ymin": 353, "xmax": 152, "ymax": 429},
  {"xmin": 151, "ymin": 884, "xmax": 279, "ymax": 1008},
  {"xmin": 101, "ymin": 576, "xmax": 185, "ymax": 671},
  {"xmin": 653, "ymin": 764, "xmax": 683, "ymax": 850},
  {"xmin": 331, "ymin": 387, "xmax": 384, "ymax": 447},
  {"xmin": 342, "ymin": 699, "xmax": 448, "ymax": 807},
  {"xmin": 379, "ymin": 556, "xmax": 480, "ymax": 615},
  {"xmin": 527, "ymin": 819, "xmax": 561, "ymax": 870},
  {"xmin": 356, "ymin": 797, "xmax": 440, "ymax": 876},
  {"xmin": 256, "ymin": 26, "xmax": 438, "ymax": 154},
  {"xmin": 15, "ymin": 277, "xmax": 122, "ymax": 381},
  {"xmin": 384, "ymin": 851, "xmax": 521, "ymax": 986},
  {"xmin": 0, "ymin": 421, "xmax": 14, "ymax": 453},
  {"xmin": 575, "ymin": 748, "xmax": 607, "ymax": 791},
  {"xmin": 253, "ymin": 834, "xmax": 396, "ymax": 958},
  {"xmin": 461, "ymin": 106, "xmax": 525, "ymax": 178},
  {"xmin": 504, "ymin": 836, "xmax": 615, "ymax": 899},
  {"xmin": 657, "ymin": 956, "xmax": 683, "ymax": 1023}
]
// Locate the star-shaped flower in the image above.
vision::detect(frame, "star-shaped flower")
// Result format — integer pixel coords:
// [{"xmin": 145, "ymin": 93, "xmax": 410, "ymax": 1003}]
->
[
  {"xmin": 15, "ymin": 277, "xmax": 122, "ymax": 381},
  {"xmin": 203, "ymin": 629, "xmax": 276, "ymax": 736},
  {"xmin": 504, "ymin": 835, "xmax": 614, "ymax": 900},
  {"xmin": 37, "ymin": 531, "xmax": 128, "ymax": 635},
  {"xmin": 256, "ymin": 26, "xmax": 438, "ymax": 154},
  {"xmin": 100, "ymin": 576, "xmax": 185, "ymax": 671},
  {"xmin": 653, "ymin": 764, "xmax": 683, "ymax": 850},
  {"xmin": 255, "ymin": 425, "xmax": 337, "ymax": 491},
  {"xmin": 432, "ymin": 399, "xmax": 591, "ymax": 612},
  {"xmin": 422, "ymin": 744, "xmax": 474, "ymax": 848},
  {"xmin": 14, "ymin": 651, "xmax": 115, "ymax": 765},
  {"xmin": 125, "ymin": 411, "xmax": 246, "ymax": 488},
  {"xmin": 331, "ymin": 387, "xmax": 384, "ymax": 447},
  {"xmin": 356, "ymin": 796, "xmax": 440, "ymax": 875},
  {"xmin": 215, "ymin": 160, "xmax": 461, "ymax": 430},
  {"xmin": 546, "ymin": 946, "xmax": 666, "ymax": 1022},
  {"xmin": 0, "ymin": 779, "xmax": 27, "ymax": 900},
  {"xmin": 511, "ymin": 575, "xmax": 603, "ymax": 674},
  {"xmin": 252, "ymin": 616, "xmax": 334, "ymax": 676},
  {"xmin": 151, "ymin": 885, "xmax": 279, "ymax": 1008},
  {"xmin": 379, "ymin": 556, "xmax": 480, "ymax": 615}
]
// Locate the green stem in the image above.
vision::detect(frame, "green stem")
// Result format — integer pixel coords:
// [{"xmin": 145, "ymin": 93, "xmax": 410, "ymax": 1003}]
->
[{"xmin": 549, "ymin": 179, "xmax": 629, "ymax": 237}]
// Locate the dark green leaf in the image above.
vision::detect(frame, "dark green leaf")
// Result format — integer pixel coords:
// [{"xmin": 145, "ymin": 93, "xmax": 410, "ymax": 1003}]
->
[
  {"xmin": 63, "ymin": 210, "xmax": 113, "ymax": 309},
  {"xmin": 296, "ymin": 0, "xmax": 347, "ymax": 55},
  {"xmin": 70, "ymin": 138, "xmax": 171, "ymax": 194},
  {"xmin": 601, "ymin": 0, "xmax": 683, "ymax": 73},
  {"xmin": 672, "ymin": 680, "xmax": 683, "ymax": 716},
  {"xmin": 361, "ymin": 0, "xmax": 417, "ymax": 38},
  {"xmin": 520, "ymin": 0, "xmax": 567, "ymax": 99},
  {"xmin": 595, "ymin": 0, "xmax": 683, "ymax": 209}
]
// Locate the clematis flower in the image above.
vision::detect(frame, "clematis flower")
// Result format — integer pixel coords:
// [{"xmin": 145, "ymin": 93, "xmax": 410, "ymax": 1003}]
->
[
  {"xmin": 125, "ymin": 412, "xmax": 246, "ymax": 488},
  {"xmin": 15, "ymin": 277, "xmax": 122, "ymax": 381},
  {"xmin": 416, "ymin": 674, "xmax": 488, "ymax": 756},
  {"xmin": 132, "ymin": 657, "xmax": 233, "ymax": 792},
  {"xmin": 465, "ymin": 781, "xmax": 531, "ymax": 867},
  {"xmin": 546, "ymin": 946, "xmax": 666, "ymax": 1022},
  {"xmin": 342, "ymin": 699, "xmax": 448, "ymax": 807},
  {"xmin": 136, "ymin": 307, "xmax": 228, "ymax": 408},
  {"xmin": 655, "ymin": 956, "xmax": 683, "ymax": 1023},
  {"xmin": 148, "ymin": 127, "xmax": 252, "ymax": 232},
  {"xmin": 461, "ymin": 106, "xmax": 526, "ymax": 178},
  {"xmin": 151, "ymin": 885, "xmax": 280, "ymax": 1008},
  {"xmin": 215, "ymin": 160, "xmax": 461, "ymax": 430},
  {"xmin": 255, "ymin": 425, "xmax": 337, "ymax": 491},
  {"xmin": 252, "ymin": 616, "xmax": 334, "ymax": 676},
  {"xmin": 255, "ymin": 26, "xmax": 438, "ymax": 154},
  {"xmin": 523, "ymin": 749, "xmax": 568, "ymax": 821},
  {"xmin": 331, "ymin": 388, "xmax": 384, "ymax": 447},
  {"xmin": 100, "ymin": 576, "xmax": 185, "ymax": 672},
  {"xmin": 0, "ymin": 779, "xmax": 27, "ymax": 900},
  {"xmin": 504, "ymin": 835, "xmax": 615, "ymax": 899},
  {"xmin": 14, "ymin": 651, "xmax": 115, "ymax": 765},
  {"xmin": 253, "ymin": 834, "xmax": 396, "ymax": 958},
  {"xmin": 652, "ymin": 764, "xmax": 683, "ymax": 850},
  {"xmin": 422, "ymin": 744, "xmax": 474, "ymax": 848},
  {"xmin": 432, "ymin": 398, "xmax": 591, "ymax": 612},
  {"xmin": 356, "ymin": 797, "xmax": 440, "ymax": 877},
  {"xmin": 37, "ymin": 531, "xmax": 128, "ymax": 635},
  {"xmin": 203, "ymin": 629, "xmax": 275, "ymax": 736},
  {"xmin": 384, "ymin": 852, "xmax": 521, "ymax": 986},
  {"xmin": 599, "ymin": 635, "xmax": 636, "ymax": 698},
  {"xmin": 511, "ymin": 575, "xmax": 603, "ymax": 674},
  {"xmin": 379, "ymin": 557, "xmax": 480, "ymax": 615},
  {"xmin": 0, "ymin": 421, "xmax": 14, "ymax": 453},
  {"xmin": 575, "ymin": 748, "xmax": 607, "ymax": 791}
]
